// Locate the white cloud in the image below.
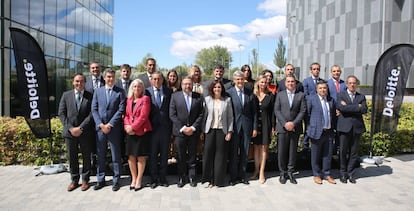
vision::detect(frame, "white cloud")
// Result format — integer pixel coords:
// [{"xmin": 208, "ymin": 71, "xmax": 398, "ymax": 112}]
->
[
  {"xmin": 243, "ymin": 15, "xmax": 286, "ymax": 40},
  {"xmin": 258, "ymin": 0, "xmax": 286, "ymax": 16}
]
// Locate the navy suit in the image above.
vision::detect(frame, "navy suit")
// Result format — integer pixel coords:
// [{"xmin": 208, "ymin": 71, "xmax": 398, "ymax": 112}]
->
[
  {"xmin": 227, "ymin": 86, "xmax": 257, "ymax": 182},
  {"xmin": 336, "ymin": 90, "xmax": 367, "ymax": 178},
  {"xmin": 91, "ymin": 86, "xmax": 126, "ymax": 184},
  {"xmin": 146, "ymin": 86, "xmax": 173, "ymax": 181},
  {"xmin": 302, "ymin": 76, "xmax": 323, "ymax": 149},
  {"xmin": 169, "ymin": 91, "xmax": 204, "ymax": 179},
  {"xmin": 58, "ymin": 89, "xmax": 94, "ymax": 183},
  {"xmin": 306, "ymin": 94, "xmax": 337, "ymax": 178},
  {"xmin": 327, "ymin": 78, "xmax": 346, "ymax": 102}
]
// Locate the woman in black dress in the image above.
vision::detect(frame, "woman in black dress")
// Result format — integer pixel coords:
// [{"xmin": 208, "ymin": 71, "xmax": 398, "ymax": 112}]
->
[{"xmin": 251, "ymin": 75, "xmax": 275, "ymax": 184}]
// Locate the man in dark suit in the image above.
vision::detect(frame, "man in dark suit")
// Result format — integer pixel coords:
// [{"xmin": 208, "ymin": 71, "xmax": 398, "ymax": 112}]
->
[
  {"xmin": 302, "ymin": 62, "xmax": 323, "ymax": 150},
  {"xmin": 146, "ymin": 71, "xmax": 173, "ymax": 188},
  {"xmin": 227, "ymin": 70, "xmax": 257, "ymax": 185},
  {"xmin": 307, "ymin": 80, "xmax": 337, "ymax": 185},
  {"xmin": 277, "ymin": 64, "xmax": 303, "ymax": 92},
  {"xmin": 203, "ymin": 64, "xmax": 232, "ymax": 95},
  {"xmin": 91, "ymin": 69, "xmax": 126, "ymax": 191},
  {"xmin": 337, "ymin": 75, "xmax": 367, "ymax": 184},
  {"xmin": 115, "ymin": 64, "xmax": 132, "ymax": 95},
  {"xmin": 137, "ymin": 58, "xmax": 156, "ymax": 88},
  {"xmin": 169, "ymin": 76, "xmax": 204, "ymax": 188},
  {"xmin": 58, "ymin": 73, "xmax": 94, "ymax": 192},
  {"xmin": 274, "ymin": 74, "xmax": 306, "ymax": 184},
  {"xmin": 85, "ymin": 61, "xmax": 105, "ymax": 94}
]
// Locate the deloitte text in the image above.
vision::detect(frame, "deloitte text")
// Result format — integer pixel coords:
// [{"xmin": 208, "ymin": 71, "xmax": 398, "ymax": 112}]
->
[
  {"xmin": 382, "ymin": 67, "xmax": 400, "ymax": 117},
  {"xmin": 23, "ymin": 59, "xmax": 41, "ymax": 119}
]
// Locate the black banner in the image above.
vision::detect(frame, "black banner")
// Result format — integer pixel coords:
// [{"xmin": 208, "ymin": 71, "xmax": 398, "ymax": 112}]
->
[
  {"xmin": 10, "ymin": 27, "xmax": 51, "ymax": 138},
  {"xmin": 371, "ymin": 44, "xmax": 414, "ymax": 136}
]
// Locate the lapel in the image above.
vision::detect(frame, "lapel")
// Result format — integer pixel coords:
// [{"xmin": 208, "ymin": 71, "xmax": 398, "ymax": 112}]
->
[{"xmin": 71, "ymin": 90, "xmax": 79, "ymax": 114}]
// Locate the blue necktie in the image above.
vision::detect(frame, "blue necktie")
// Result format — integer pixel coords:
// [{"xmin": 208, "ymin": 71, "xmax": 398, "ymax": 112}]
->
[
  {"xmin": 238, "ymin": 90, "xmax": 243, "ymax": 105},
  {"xmin": 322, "ymin": 98, "xmax": 329, "ymax": 129},
  {"xmin": 155, "ymin": 89, "xmax": 161, "ymax": 107},
  {"xmin": 106, "ymin": 88, "xmax": 111, "ymax": 104},
  {"xmin": 186, "ymin": 94, "xmax": 191, "ymax": 112}
]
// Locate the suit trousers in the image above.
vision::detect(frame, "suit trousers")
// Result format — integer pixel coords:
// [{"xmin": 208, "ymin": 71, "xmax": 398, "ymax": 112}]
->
[
  {"xmin": 65, "ymin": 136, "xmax": 92, "ymax": 183},
  {"xmin": 277, "ymin": 131, "xmax": 299, "ymax": 175},
  {"xmin": 175, "ymin": 134, "xmax": 198, "ymax": 178},
  {"xmin": 150, "ymin": 130, "xmax": 171, "ymax": 179},
  {"xmin": 229, "ymin": 128, "xmax": 250, "ymax": 181},
  {"xmin": 202, "ymin": 129, "xmax": 229, "ymax": 187},
  {"xmin": 339, "ymin": 128, "xmax": 361, "ymax": 178},
  {"xmin": 96, "ymin": 131, "xmax": 122, "ymax": 184},
  {"xmin": 310, "ymin": 130, "xmax": 334, "ymax": 177}
]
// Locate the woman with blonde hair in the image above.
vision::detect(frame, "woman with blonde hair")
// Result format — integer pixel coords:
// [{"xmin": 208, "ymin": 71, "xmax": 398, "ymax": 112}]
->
[
  {"xmin": 251, "ymin": 75, "xmax": 275, "ymax": 184},
  {"xmin": 124, "ymin": 79, "xmax": 152, "ymax": 191},
  {"xmin": 189, "ymin": 65, "xmax": 203, "ymax": 94}
]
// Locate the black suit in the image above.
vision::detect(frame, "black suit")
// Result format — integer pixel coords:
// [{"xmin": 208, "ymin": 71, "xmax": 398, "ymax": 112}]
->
[
  {"xmin": 169, "ymin": 91, "xmax": 204, "ymax": 179},
  {"xmin": 146, "ymin": 86, "xmax": 173, "ymax": 181},
  {"xmin": 58, "ymin": 89, "xmax": 94, "ymax": 183},
  {"xmin": 277, "ymin": 79, "xmax": 303, "ymax": 93}
]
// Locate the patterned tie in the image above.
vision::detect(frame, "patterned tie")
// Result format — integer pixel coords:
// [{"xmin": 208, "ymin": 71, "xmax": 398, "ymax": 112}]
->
[
  {"xmin": 322, "ymin": 97, "xmax": 329, "ymax": 129},
  {"xmin": 93, "ymin": 78, "xmax": 98, "ymax": 89},
  {"xmin": 350, "ymin": 93, "xmax": 355, "ymax": 102},
  {"xmin": 76, "ymin": 92, "xmax": 81, "ymax": 110},
  {"xmin": 335, "ymin": 80, "xmax": 340, "ymax": 92}
]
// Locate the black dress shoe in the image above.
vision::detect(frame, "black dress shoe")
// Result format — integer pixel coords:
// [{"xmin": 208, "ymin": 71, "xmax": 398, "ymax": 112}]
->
[
  {"xmin": 134, "ymin": 186, "xmax": 143, "ymax": 191},
  {"xmin": 240, "ymin": 179, "xmax": 249, "ymax": 185},
  {"xmin": 177, "ymin": 177, "xmax": 185, "ymax": 188},
  {"xmin": 94, "ymin": 181, "xmax": 105, "ymax": 190},
  {"xmin": 150, "ymin": 180, "xmax": 158, "ymax": 189},
  {"xmin": 112, "ymin": 183, "xmax": 120, "ymax": 191},
  {"xmin": 129, "ymin": 186, "xmax": 135, "ymax": 190},
  {"xmin": 288, "ymin": 174, "xmax": 297, "ymax": 184},
  {"xmin": 189, "ymin": 177, "xmax": 197, "ymax": 187},
  {"xmin": 159, "ymin": 177, "xmax": 169, "ymax": 187},
  {"xmin": 340, "ymin": 176, "xmax": 347, "ymax": 184},
  {"xmin": 229, "ymin": 180, "xmax": 237, "ymax": 186},
  {"xmin": 349, "ymin": 177, "xmax": 356, "ymax": 184},
  {"xmin": 279, "ymin": 175, "xmax": 287, "ymax": 184}
]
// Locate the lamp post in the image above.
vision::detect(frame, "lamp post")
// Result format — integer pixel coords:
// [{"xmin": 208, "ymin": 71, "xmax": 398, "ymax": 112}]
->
[{"xmin": 256, "ymin": 33, "xmax": 261, "ymax": 78}]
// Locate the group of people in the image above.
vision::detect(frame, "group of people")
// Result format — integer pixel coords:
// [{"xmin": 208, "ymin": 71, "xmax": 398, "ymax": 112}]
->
[{"xmin": 58, "ymin": 58, "xmax": 367, "ymax": 192}]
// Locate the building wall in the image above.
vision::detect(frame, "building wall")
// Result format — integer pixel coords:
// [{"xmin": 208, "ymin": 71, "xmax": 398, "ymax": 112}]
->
[
  {"xmin": 287, "ymin": 0, "xmax": 414, "ymax": 86},
  {"xmin": 0, "ymin": 0, "xmax": 114, "ymax": 116}
]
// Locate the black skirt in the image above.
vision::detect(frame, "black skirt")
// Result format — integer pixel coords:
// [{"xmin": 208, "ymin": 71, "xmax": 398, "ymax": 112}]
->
[{"xmin": 125, "ymin": 133, "xmax": 150, "ymax": 157}]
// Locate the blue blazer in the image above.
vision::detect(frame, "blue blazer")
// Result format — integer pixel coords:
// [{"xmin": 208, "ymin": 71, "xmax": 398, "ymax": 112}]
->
[
  {"xmin": 227, "ymin": 87, "xmax": 257, "ymax": 134},
  {"xmin": 336, "ymin": 90, "xmax": 368, "ymax": 134},
  {"xmin": 306, "ymin": 94, "xmax": 337, "ymax": 140},
  {"xmin": 169, "ymin": 91, "xmax": 204, "ymax": 137},
  {"xmin": 327, "ymin": 78, "xmax": 346, "ymax": 101},
  {"xmin": 146, "ymin": 86, "xmax": 173, "ymax": 132},
  {"xmin": 303, "ymin": 76, "xmax": 320, "ymax": 97},
  {"xmin": 91, "ymin": 86, "xmax": 126, "ymax": 135}
]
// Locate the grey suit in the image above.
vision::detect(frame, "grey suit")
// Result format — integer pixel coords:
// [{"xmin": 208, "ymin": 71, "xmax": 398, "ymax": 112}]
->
[
  {"xmin": 58, "ymin": 89, "xmax": 94, "ymax": 183},
  {"xmin": 274, "ymin": 90, "xmax": 306, "ymax": 176},
  {"xmin": 85, "ymin": 75, "xmax": 104, "ymax": 94},
  {"xmin": 137, "ymin": 73, "xmax": 151, "ymax": 88},
  {"xmin": 201, "ymin": 96, "xmax": 233, "ymax": 186}
]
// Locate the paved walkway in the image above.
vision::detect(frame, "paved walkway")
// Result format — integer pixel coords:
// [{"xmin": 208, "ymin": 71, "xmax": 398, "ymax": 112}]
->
[{"xmin": 1, "ymin": 154, "xmax": 413, "ymax": 210}]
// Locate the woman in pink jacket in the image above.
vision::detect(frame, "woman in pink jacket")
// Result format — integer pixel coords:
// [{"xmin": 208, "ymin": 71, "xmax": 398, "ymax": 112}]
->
[{"xmin": 124, "ymin": 79, "xmax": 152, "ymax": 191}]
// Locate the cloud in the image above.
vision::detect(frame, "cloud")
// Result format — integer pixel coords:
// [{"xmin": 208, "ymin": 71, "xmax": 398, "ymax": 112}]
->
[
  {"xmin": 243, "ymin": 15, "xmax": 286, "ymax": 40},
  {"xmin": 258, "ymin": 0, "xmax": 286, "ymax": 16}
]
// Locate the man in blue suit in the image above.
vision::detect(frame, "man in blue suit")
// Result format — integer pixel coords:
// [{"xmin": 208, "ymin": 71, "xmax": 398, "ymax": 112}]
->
[
  {"xmin": 307, "ymin": 80, "xmax": 337, "ymax": 185},
  {"xmin": 169, "ymin": 76, "xmax": 204, "ymax": 188},
  {"xmin": 227, "ymin": 70, "xmax": 257, "ymax": 185},
  {"xmin": 336, "ymin": 75, "xmax": 367, "ymax": 184},
  {"xmin": 146, "ymin": 71, "xmax": 173, "ymax": 188},
  {"xmin": 91, "ymin": 69, "xmax": 126, "ymax": 191},
  {"xmin": 302, "ymin": 62, "xmax": 323, "ymax": 150}
]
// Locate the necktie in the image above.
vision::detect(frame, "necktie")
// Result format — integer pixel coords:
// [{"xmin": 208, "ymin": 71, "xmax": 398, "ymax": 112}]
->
[
  {"xmin": 155, "ymin": 88, "xmax": 161, "ymax": 107},
  {"xmin": 335, "ymin": 80, "xmax": 340, "ymax": 92},
  {"xmin": 238, "ymin": 90, "xmax": 243, "ymax": 105},
  {"xmin": 288, "ymin": 92, "xmax": 293, "ymax": 108},
  {"xmin": 123, "ymin": 81, "xmax": 127, "ymax": 91},
  {"xmin": 106, "ymin": 88, "xmax": 111, "ymax": 104},
  {"xmin": 322, "ymin": 97, "xmax": 329, "ymax": 129},
  {"xmin": 186, "ymin": 94, "xmax": 191, "ymax": 112},
  {"xmin": 350, "ymin": 93, "xmax": 354, "ymax": 102},
  {"xmin": 93, "ymin": 78, "xmax": 98, "ymax": 89},
  {"xmin": 76, "ymin": 92, "xmax": 81, "ymax": 110},
  {"xmin": 314, "ymin": 78, "xmax": 318, "ymax": 84}
]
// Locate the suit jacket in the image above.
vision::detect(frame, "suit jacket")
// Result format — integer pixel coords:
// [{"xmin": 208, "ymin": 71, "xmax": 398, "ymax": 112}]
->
[
  {"xmin": 336, "ymin": 90, "xmax": 368, "ymax": 134},
  {"xmin": 303, "ymin": 76, "xmax": 322, "ymax": 97},
  {"xmin": 85, "ymin": 75, "xmax": 105, "ymax": 94},
  {"xmin": 306, "ymin": 94, "xmax": 337, "ymax": 140},
  {"xmin": 123, "ymin": 95, "xmax": 152, "ymax": 136},
  {"xmin": 169, "ymin": 91, "xmax": 204, "ymax": 137},
  {"xmin": 146, "ymin": 86, "xmax": 173, "ymax": 132},
  {"xmin": 327, "ymin": 78, "xmax": 346, "ymax": 101},
  {"xmin": 58, "ymin": 90, "xmax": 94, "ymax": 138},
  {"xmin": 274, "ymin": 90, "xmax": 306, "ymax": 134},
  {"xmin": 137, "ymin": 73, "xmax": 151, "ymax": 88},
  {"xmin": 202, "ymin": 96, "xmax": 234, "ymax": 134},
  {"xmin": 91, "ymin": 86, "xmax": 126, "ymax": 134},
  {"xmin": 277, "ymin": 79, "xmax": 304, "ymax": 93},
  {"xmin": 227, "ymin": 86, "xmax": 257, "ymax": 134},
  {"xmin": 115, "ymin": 79, "xmax": 132, "ymax": 95}
]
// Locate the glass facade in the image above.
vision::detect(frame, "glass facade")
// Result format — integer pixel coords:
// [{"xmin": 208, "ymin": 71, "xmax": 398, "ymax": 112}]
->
[{"xmin": 1, "ymin": 0, "xmax": 114, "ymax": 116}]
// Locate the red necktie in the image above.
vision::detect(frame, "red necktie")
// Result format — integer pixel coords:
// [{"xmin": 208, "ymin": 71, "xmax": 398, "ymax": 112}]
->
[{"xmin": 335, "ymin": 80, "xmax": 339, "ymax": 92}]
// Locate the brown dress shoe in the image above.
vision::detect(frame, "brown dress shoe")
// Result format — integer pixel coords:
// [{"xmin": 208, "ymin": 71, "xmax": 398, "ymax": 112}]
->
[
  {"xmin": 81, "ymin": 182, "xmax": 90, "ymax": 191},
  {"xmin": 67, "ymin": 182, "xmax": 79, "ymax": 191},
  {"xmin": 325, "ymin": 176, "xmax": 336, "ymax": 184},
  {"xmin": 313, "ymin": 177, "xmax": 322, "ymax": 184}
]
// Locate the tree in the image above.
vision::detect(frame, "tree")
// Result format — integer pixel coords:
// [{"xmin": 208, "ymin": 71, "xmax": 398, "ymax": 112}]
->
[
  {"xmin": 250, "ymin": 48, "xmax": 259, "ymax": 78},
  {"xmin": 274, "ymin": 35, "xmax": 286, "ymax": 70},
  {"xmin": 136, "ymin": 53, "xmax": 153, "ymax": 73},
  {"xmin": 195, "ymin": 45, "xmax": 232, "ymax": 77}
]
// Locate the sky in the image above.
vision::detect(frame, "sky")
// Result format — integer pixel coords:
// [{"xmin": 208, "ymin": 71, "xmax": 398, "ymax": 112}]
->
[{"xmin": 113, "ymin": 0, "xmax": 287, "ymax": 70}]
